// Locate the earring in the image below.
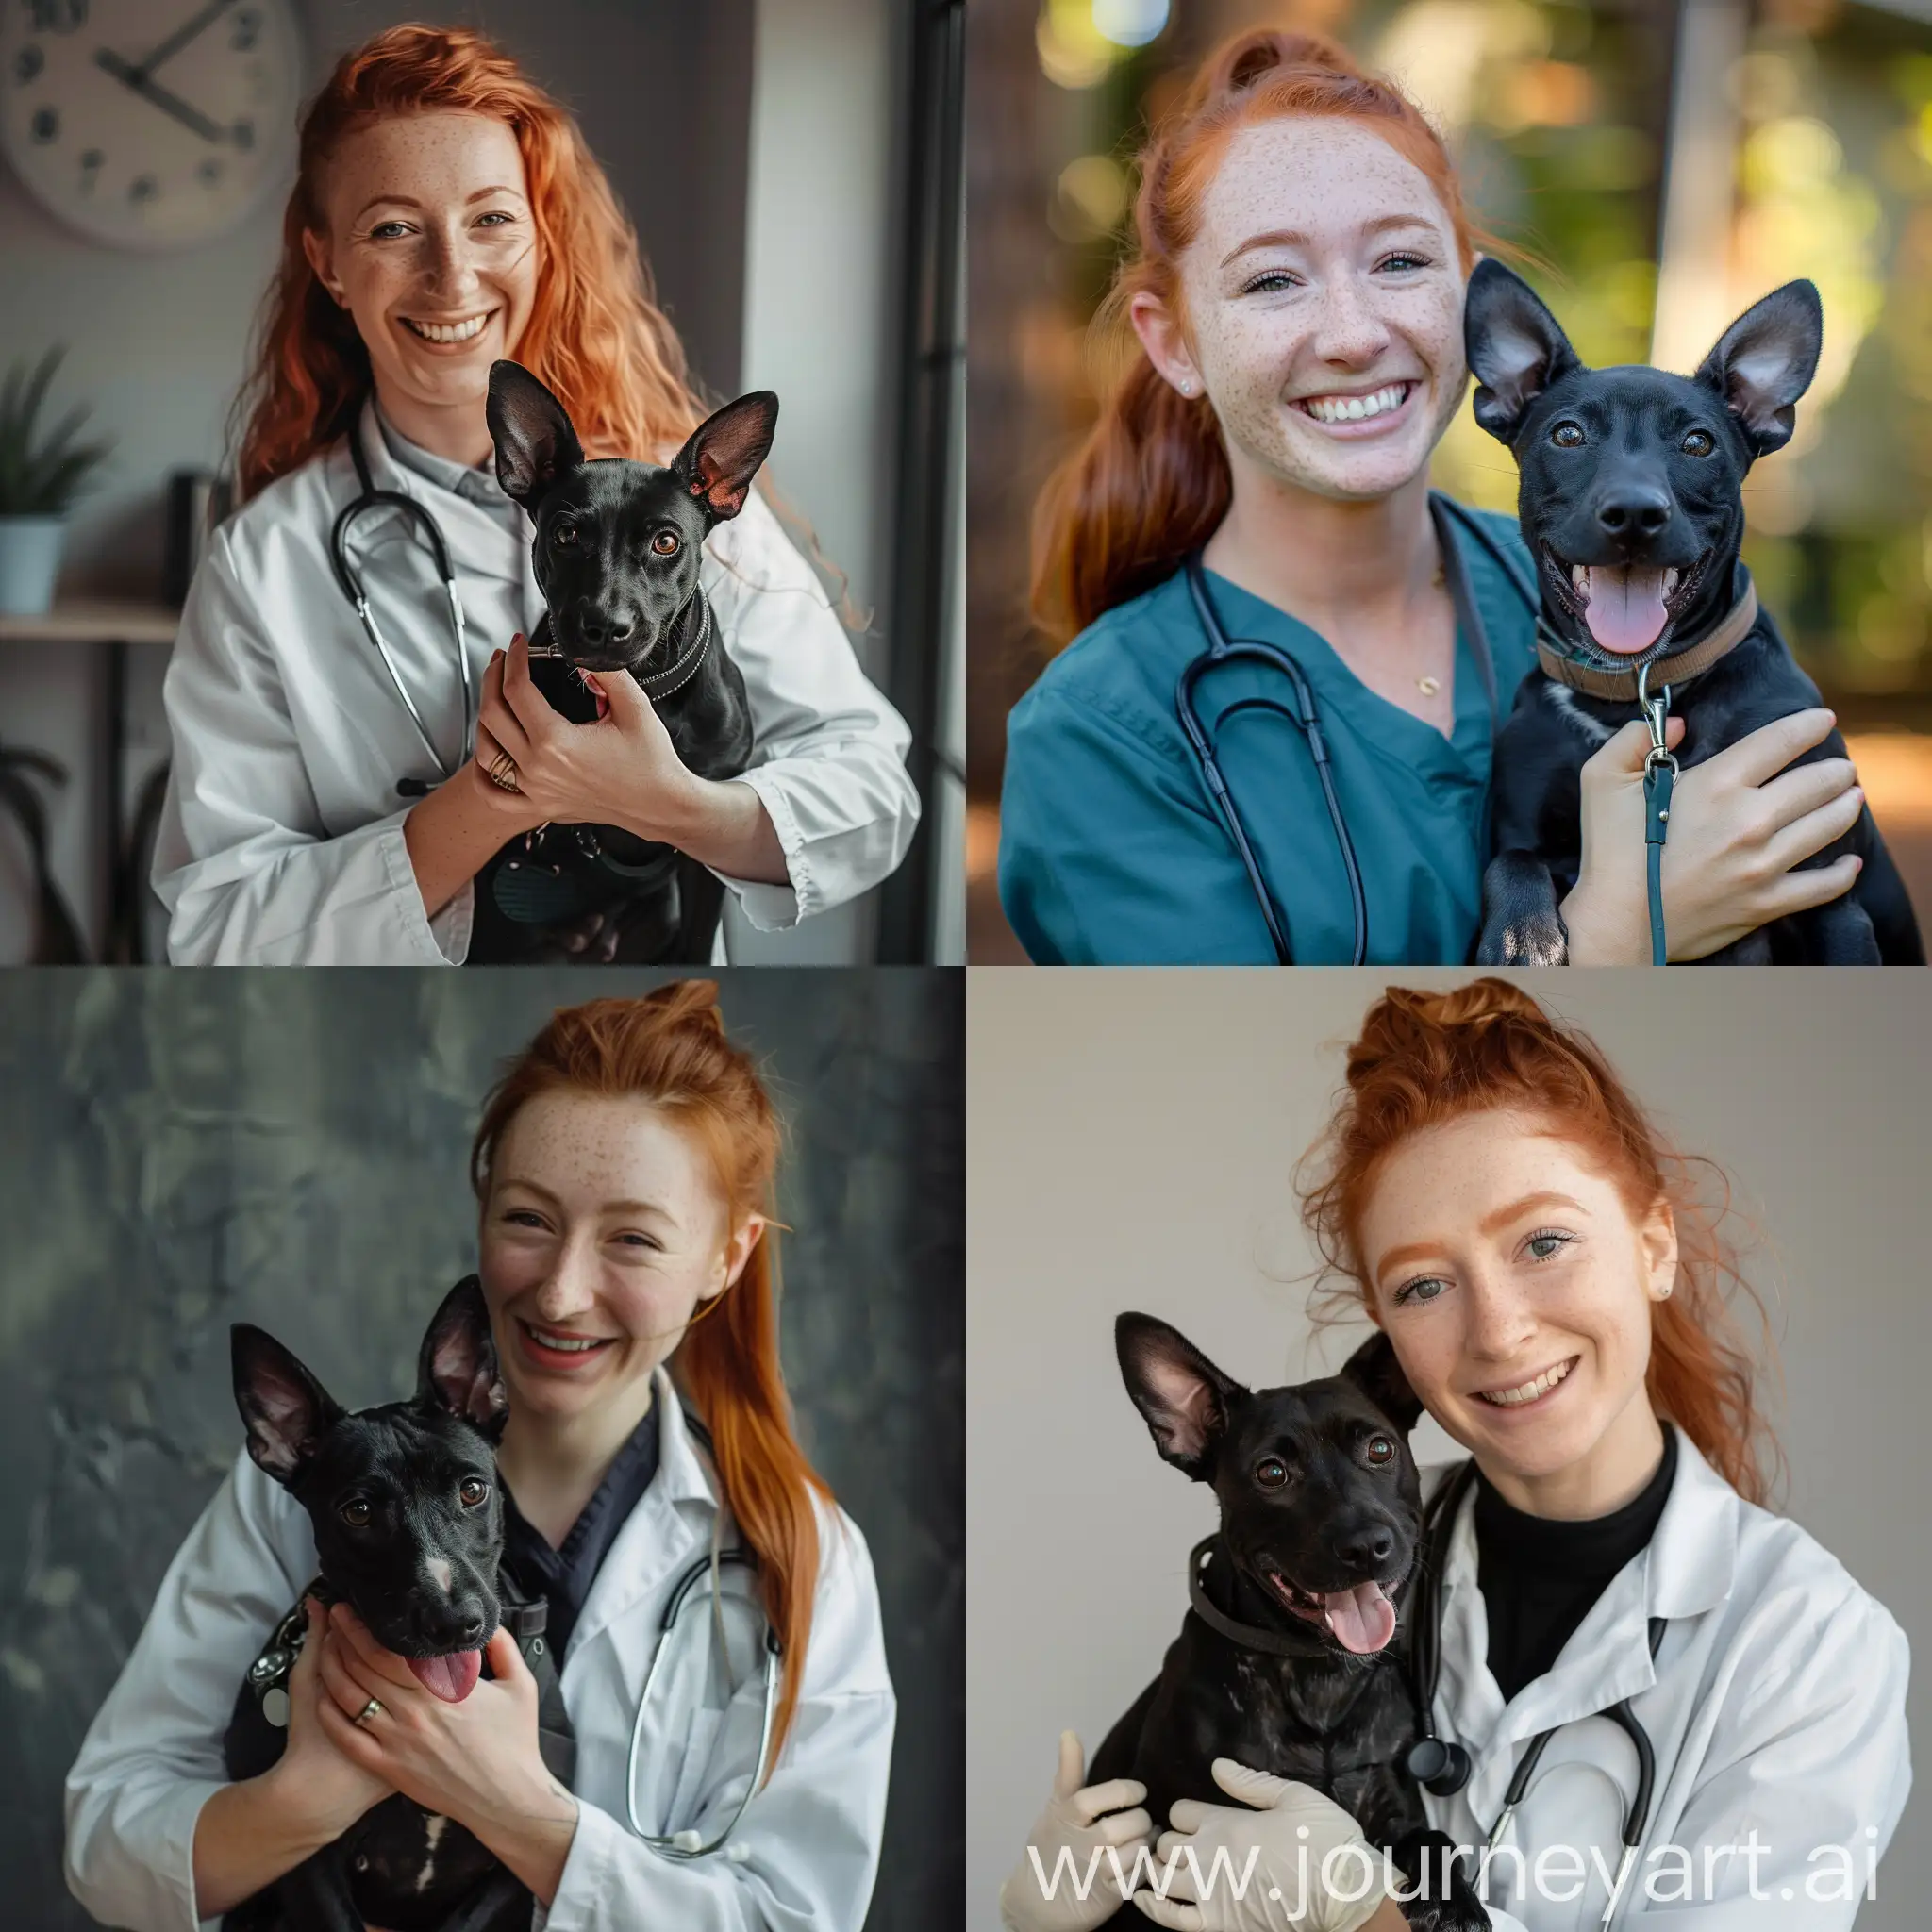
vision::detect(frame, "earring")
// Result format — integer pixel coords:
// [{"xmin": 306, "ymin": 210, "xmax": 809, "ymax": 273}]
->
[
  {"xmin": 1656, "ymin": 1283, "xmax": 1674, "ymax": 1301},
  {"xmin": 1179, "ymin": 379, "xmax": 1194, "ymax": 396}
]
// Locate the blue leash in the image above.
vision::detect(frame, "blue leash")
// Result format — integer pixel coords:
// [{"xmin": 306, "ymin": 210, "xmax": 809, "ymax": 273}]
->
[{"xmin": 1638, "ymin": 662, "xmax": 1676, "ymax": 966}]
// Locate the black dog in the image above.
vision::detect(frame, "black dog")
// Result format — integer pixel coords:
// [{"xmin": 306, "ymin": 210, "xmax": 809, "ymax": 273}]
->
[
  {"xmin": 221, "ymin": 1279, "xmax": 573, "ymax": 1932},
  {"xmin": 1083, "ymin": 1318, "xmax": 1485, "ymax": 1931},
  {"xmin": 467, "ymin": 361, "xmax": 778, "ymax": 965},
  {"xmin": 1464, "ymin": 258, "xmax": 1923, "ymax": 965}
]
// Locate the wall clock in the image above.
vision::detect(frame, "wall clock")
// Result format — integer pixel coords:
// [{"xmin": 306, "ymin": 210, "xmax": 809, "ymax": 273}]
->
[{"xmin": 1, "ymin": 0, "xmax": 301, "ymax": 252}]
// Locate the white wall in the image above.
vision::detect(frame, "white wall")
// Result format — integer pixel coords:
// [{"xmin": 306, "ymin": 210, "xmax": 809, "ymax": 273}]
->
[{"xmin": 968, "ymin": 968, "xmax": 1932, "ymax": 1932}]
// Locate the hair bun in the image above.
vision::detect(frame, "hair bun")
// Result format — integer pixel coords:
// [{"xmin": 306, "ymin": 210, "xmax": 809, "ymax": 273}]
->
[
  {"xmin": 1345, "ymin": 978, "xmax": 1551, "ymax": 1089},
  {"xmin": 640, "ymin": 976, "xmax": 725, "ymax": 1035},
  {"xmin": 1210, "ymin": 27, "xmax": 1363, "ymax": 98}
]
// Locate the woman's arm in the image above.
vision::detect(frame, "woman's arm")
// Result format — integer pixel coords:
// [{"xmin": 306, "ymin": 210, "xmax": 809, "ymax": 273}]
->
[{"xmin": 402, "ymin": 756, "xmax": 548, "ymax": 921}]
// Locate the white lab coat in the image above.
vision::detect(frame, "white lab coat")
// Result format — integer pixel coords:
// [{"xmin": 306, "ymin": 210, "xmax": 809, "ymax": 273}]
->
[
  {"xmin": 63, "ymin": 1370, "xmax": 897, "ymax": 1932},
  {"xmin": 152, "ymin": 400, "xmax": 920, "ymax": 964},
  {"xmin": 1417, "ymin": 1424, "xmax": 1911, "ymax": 1930}
]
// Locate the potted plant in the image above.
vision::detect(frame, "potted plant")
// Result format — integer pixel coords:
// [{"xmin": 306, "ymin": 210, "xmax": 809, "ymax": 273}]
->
[{"xmin": 0, "ymin": 348, "xmax": 112, "ymax": 618}]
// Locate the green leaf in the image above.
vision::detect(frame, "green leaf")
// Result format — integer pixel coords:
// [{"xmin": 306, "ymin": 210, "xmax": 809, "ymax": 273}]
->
[{"xmin": 0, "ymin": 346, "xmax": 113, "ymax": 515}]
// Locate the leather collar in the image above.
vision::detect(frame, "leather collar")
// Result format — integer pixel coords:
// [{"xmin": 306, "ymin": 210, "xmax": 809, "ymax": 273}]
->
[
  {"xmin": 526, "ymin": 592, "xmax": 714, "ymax": 704},
  {"xmin": 1186, "ymin": 1534, "xmax": 1349, "ymax": 1660},
  {"xmin": 1536, "ymin": 573, "xmax": 1759, "ymax": 702}
]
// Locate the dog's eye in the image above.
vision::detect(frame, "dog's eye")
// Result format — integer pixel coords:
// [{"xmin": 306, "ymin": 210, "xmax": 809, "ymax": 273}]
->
[
  {"xmin": 551, "ymin": 524, "xmax": 579, "ymax": 549},
  {"xmin": 1682, "ymin": 429, "xmax": 1715, "ymax": 457},
  {"xmin": 651, "ymin": 530, "xmax": 680, "ymax": 557},
  {"xmin": 1365, "ymin": 1436, "xmax": 1395, "ymax": 1466},
  {"xmin": 340, "ymin": 1500, "xmax": 371, "ymax": 1527},
  {"xmin": 1255, "ymin": 1457, "xmax": 1290, "ymax": 1491},
  {"xmin": 1551, "ymin": 422, "xmax": 1586, "ymax": 448},
  {"xmin": 459, "ymin": 1477, "xmax": 490, "ymax": 1507}
]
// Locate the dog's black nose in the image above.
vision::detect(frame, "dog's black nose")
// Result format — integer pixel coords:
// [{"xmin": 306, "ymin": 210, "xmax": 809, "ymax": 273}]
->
[
  {"xmin": 1594, "ymin": 487, "xmax": 1673, "ymax": 540},
  {"xmin": 458, "ymin": 1609, "xmax": 486, "ymax": 1645},
  {"xmin": 1334, "ymin": 1523, "xmax": 1396, "ymax": 1572},
  {"xmin": 575, "ymin": 609, "xmax": 638, "ymax": 648}
]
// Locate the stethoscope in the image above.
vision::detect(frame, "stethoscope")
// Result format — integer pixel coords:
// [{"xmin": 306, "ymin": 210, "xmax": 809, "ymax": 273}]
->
[
  {"xmin": 328, "ymin": 423, "xmax": 475, "ymax": 793},
  {"xmin": 1176, "ymin": 491, "xmax": 1539, "ymax": 965},
  {"xmin": 1404, "ymin": 1458, "xmax": 1666, "ymax": 1925},
  {"xmin": 625, "ymin": 1499, "xmax": 782, "ymax": 1859}
]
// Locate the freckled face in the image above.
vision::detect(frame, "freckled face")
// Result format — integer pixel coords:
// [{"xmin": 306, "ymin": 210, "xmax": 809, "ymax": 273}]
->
[
  {"xmin": 304, "ymin": 110, "xmax": 540, "ymax": 422},
  {"xmin": 477, "ymin": 1091, "xmax": 756, "ymax": 1421},
  {"xmin": 1356, "ymin": 1110, "xmax": 1674, "ymax": 1491},
  {"xmin": 1174, "ymin": 118, "xmax": 1469, "ymax": 502}
]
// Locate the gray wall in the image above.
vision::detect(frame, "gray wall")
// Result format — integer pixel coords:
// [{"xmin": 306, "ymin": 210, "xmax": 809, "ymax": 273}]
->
[
  {"xmin": 0, "ymin": 966, "xmax": 962, "ymax": 1932},
  {"xmin": 967, "ymin": 968, "xmax": 1931, "ymax": 1932}
]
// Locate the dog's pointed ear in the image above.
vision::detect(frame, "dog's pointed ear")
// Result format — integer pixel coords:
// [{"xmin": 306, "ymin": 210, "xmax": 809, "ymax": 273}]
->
[
  {"xmin": 1691, "ymin": 280, "xmax": 1822, "ymax": 459},
  {"xmin": 672, "ymin": 391, "xmax": 779, "ymax": 523},
  {"xmin": 1116, "ymin": 1313, "xmax": 1246, "ymax": 1481},
  {"xmin": 415, "ymin": 1278, "xmax": 510, "ymax": 1443},
  {"xmin": 1337, "ymin": 1329, "xmax": 1424, "ymax": 1435},
  {"xmin": 488, "ymin": 360, "xmax": 586, "ymax": 507},
  {"xmin": 232, "ymin": 1325, "xmax": 346, "ymax": 1488},
  {"xmin": 1464, "ymin": 258, "xmax": 1583, "ymax": 445}
]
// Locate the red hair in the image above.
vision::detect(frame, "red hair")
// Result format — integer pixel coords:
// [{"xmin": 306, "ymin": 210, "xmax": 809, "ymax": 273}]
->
[
  {"xmin": 470, "ymin": 980, "xmax": 829, "ymax": 1774},
  {"xmin": 1031, "ymin": 27, "xmax": 1504, "ymax": 646},
  {"xmin": 234, "ymin": 25, "xmax": 700, "ymax": 501},
  {"xmin": 1297, "ymin": 980, "xmax": 1785, "ymax": 1507}
]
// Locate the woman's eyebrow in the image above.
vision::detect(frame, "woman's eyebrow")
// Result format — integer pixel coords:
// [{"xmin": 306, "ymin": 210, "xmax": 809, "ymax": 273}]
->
[
  {"xmin": 350, "ymin": 187, "xmax": 525, "ymax": 224},
  {"xmin": 1374, "ymin": 1191, "xmax": 1588, "ymax": 1280},
  {"xmin": 1220, "ymin": 213, "xmax": 1439, "ymax": 267}
]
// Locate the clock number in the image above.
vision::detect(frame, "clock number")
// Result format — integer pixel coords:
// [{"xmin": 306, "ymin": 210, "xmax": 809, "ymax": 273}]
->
[
  {"xmin": 231, "ymin": 118, "xmax": 255, "ymax": 151},
  {"xmin": 129, "ymin": 173, "xmax": 158, "ymax": 205},
  {"xmin": 199, "ymin": 156, "xmax": 223, "ymax": 185},
  {"xmin": 28, "ymin": 103, "xmax": 55, "ymax": 142},
  {"xmin": 14, "ymin": 43, "xmax": 44, "ymax": 83},
  {"xmin": 24, "ymin": 0, "xmax": 88, "ymax": 32},
  {"xmin": 232, "ymin": 8, "xmax": 261, "ymax": 51},
  {"xmin": 77, "ymin": 145, "xmax": 101, "ymax": 192}
]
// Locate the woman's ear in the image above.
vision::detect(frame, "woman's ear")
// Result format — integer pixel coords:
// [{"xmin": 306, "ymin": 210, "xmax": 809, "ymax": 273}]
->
[
  {"xmin": 1128, "ymin": 291, "xmax": 1203, "ymax": 400},
  {"xmin": 302, "ymin": 227, "xmax": 346, "ymax": 307},
  {"xmin": 1642, "ymin": 1196, "xmax": 1679, "ymax": 1303},
  {"xmin": 713, "ymin": 1212, "xmax": 768, "ymax": 1298}
]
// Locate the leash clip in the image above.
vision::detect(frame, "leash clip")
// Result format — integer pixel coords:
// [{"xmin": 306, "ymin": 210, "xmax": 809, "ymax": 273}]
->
[{"xmin": 1637, "ymin": 661, "xmax": 1676, "ymax": 781}]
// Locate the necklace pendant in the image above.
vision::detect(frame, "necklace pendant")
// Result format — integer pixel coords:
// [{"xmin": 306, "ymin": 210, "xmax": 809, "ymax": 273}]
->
[{"xmin": 1418, "ymin": 675, "xmax": 1441, "ymax": 698}]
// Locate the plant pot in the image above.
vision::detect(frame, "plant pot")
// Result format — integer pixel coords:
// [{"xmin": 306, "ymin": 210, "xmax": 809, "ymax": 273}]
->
[{"xmin": 0, "ymin": 515, "xmax": 66, "ymax": 617}]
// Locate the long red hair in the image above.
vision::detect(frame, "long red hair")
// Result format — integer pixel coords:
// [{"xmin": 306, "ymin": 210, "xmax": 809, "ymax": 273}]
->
[
  {"xmin": 470, "ymin": 980, "xmax": 830, "ymax": 1774},
  {"xmin": 234, "ymin": 25, "xmax": 701, "ymax": 501},
  {"xmin": 1031, "ymin": 27, "xmax": 1504, "ymax": 646},
  {"xmin": 1297, "ymin": 980, "xmax": 1785, "ymax": 1507}
]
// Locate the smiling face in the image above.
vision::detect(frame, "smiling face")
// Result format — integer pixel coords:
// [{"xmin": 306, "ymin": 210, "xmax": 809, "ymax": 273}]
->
[
  {"xmin": 476, "ymin": 1089, "xmax": 764, "ymax": 1425},
  {"xmin": 304, "ymin": 109, "xmax": 540, "ymax": 451},
  {"xmin": 1136, "ymin": 116, "xmax": 1469, "ymax": 505},
  {"xmin": 1357, "ymin": 1108, "xmax": 1674, "ymax": 1516}
]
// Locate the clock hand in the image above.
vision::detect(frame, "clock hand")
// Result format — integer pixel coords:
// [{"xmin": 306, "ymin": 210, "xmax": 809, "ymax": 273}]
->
[
  {"xmin": 132, "ymin": 0, "xmax": 241, "ymax": 82},
  {"xmin": 93, "ymin": 48, "xmax": 228, "ymax": 145}
]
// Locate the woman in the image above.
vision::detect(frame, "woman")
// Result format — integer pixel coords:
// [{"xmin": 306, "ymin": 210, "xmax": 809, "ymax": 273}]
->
[
  {"xmin": 999, "ymin": 30, "xmax": 1864, "ymax": 965},
  {"xmin": 1000, "ymin": 980, "xmax": 1909, "ymax": 1930},
  {"xmin": 64, "ymin": 981, "xmax": 895, "ymax": 1931},
  {"xmin": 154, "ymin": 25, "xmax": 918, "ymax": 965}
]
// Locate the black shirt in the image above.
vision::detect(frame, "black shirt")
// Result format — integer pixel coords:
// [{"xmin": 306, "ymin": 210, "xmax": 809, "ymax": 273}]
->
[
  {"xmin": 497, "ymin": 1400, "xmax": 662, "ymax": 1662},
  {"xmin": 1474, "ymin": 1425, "xmax": 1677, "ymax": 1703}
]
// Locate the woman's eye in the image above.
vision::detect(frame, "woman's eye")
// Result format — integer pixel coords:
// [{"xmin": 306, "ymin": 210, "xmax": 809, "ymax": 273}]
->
[
  {"xmin": 1552, "ymin": 422, "xmax": 1586, "ymax": 448},
  {"xmin": 1241, "ymin": 269, "xmax": 1299, "ymax": 295},
  {"xmin": 1365, "ymin": 1435, "xmax": 1395, "ymax": 1465},
  {"xmin": 613, "ymin": 1231, "xmax": 661, "ymax": 1250},
  {"xmin": 475, "ymin": 210, "xmax": 515, "ymax": 227},
  {"xmin": 341, "ymin": 1500, "xmax": 371, "ymax": 1527},
  {"xmin": 1255, "ymin": 1457, "xmax": 1290, "ymax": 1491},
  {"xmin": 651, "ymin": 530, "xmax": 680, "ymax": 557},
  {"xmin": 1393, "ymin": 1275, "xmax": 1446, "ymax": 1307},
  {"xmin": 552, "ymin": 525, "xmax": 579, "ymax": 548},
  {"xmin": 1682, "ymin": 428, "xmax": 1715, "ymax": 457},
  {"xmin": 504, "ymin": 1208, "xmax": 546, "ymax": 1228},
  {"xmin": 459, "ymin": 1478, "xmax": 490, "ymax": 1507},
  {"xmin": 1377, "ymin": 252, "xmax": 1431, "ymax": 272},
  {"xmin": 1524, "ymin": 1229, "xmax": 1573, "ymax": 1262}
]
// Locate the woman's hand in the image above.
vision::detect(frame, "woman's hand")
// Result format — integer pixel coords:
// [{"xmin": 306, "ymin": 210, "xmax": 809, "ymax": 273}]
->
[
  {"xmin": 311, "ymin": 1601, "xmax": 571, "ymax": 1845},
  {"xmin": 1131, "ymin": 1759, "xmax": 1397, "ymax": 1932},
  {"xmin": 1560, "ymin": 709, "xmax": 1864, "ymax": 964},
  {"xmin": 474, "ymin": 633, "xmax": 701, "ymax": 840},
  {"xmin": 261, "ymin": 1595, "xmax": 395, "ymax": 1844},
  {"xmin": 999, "ymin": 1730, "xmax": 1155, "ymax": 1932}
]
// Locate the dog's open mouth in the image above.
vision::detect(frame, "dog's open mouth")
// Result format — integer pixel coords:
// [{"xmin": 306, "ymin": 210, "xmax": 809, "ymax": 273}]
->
[
  {"xmin": 1258, "ymin": 1562, "xmax": 1401, "ymax": 1656},
  {"xmin": 405, "ymin": 1651, "xmax": 484, "ymax": 1702},
  {"xmin": 1542, "ymin": 545, "xmax": 1709, "ymax": 659}
]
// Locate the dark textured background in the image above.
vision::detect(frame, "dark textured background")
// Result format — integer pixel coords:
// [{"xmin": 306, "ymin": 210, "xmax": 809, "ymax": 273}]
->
[{"xmin": 0, "ymin": 966, "xmax": 963, "ymax": 1932}]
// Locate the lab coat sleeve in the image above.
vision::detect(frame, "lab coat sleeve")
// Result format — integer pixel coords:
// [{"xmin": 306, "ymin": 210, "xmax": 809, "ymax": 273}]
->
[
  {"xmin": 153, "ymin": 527, "xmax": 463, "ymax": 965},
  {"xmin": 64, "ymin": 1447, "xmax": 309, "ymax": 1932},
  {"xmin": 998, "ymin": 682, "xmax": 1279, "ymax": 964},
  {"xmin": 537, "ymin": 1507, "xmax": 896, "ymax": 1932},
  {"xmin": 702, "ymin": 493, "xmax": 920, "ymax": 929},
  {"xmin": 1602, "ymin": 1581, "xmax": 1910, "ymax": 1926}
]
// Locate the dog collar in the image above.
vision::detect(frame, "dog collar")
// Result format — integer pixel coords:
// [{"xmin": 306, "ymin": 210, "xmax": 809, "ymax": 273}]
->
[
  {"xmin": 636, "ymin": 594, "xmax": 713, "ymax": 703},
  {"xmin": 1536, "ymin": 573, "xmax": 1759, "ymax": 703},
  {"xmin": 1186, "ymin": 1534, "xmax": 1357, "ymax": 1660}
]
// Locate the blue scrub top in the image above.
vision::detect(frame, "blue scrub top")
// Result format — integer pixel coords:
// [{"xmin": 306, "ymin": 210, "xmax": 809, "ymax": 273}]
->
[{"xmin": 998, "ymin": 502, "xmax": 1539, "ymax": 964}]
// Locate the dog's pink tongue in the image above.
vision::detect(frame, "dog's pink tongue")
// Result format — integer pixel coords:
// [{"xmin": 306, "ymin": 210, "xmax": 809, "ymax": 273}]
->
[
  {"xmin": 1322, "ymin": 1582, "xmax": 1397, "ymax": 1656},
  {"xmin": 1582, "ymin": 565, "xmax": 1671, "ymax": 656},
  {"xmin": 407, "ymin": 1650, "xmax": 482, "ymax": 1703}
]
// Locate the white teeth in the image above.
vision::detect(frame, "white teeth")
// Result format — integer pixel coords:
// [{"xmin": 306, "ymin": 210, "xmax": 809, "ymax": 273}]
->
[
  {"xmin": 527, "ymin": 1324, "xmax": 609, "ymax": 1354},
  {"xmin": 1663, "ymin": 568, "xmax": 1680, "ymax": 594},
  {"xmin": 1572, "ymin": 565, "xmax": 1589, "ymax": 592},
  {"xmin": 1477, "ymin": 1357, "xmax": 1576, "ymax": 1407},
  {"xmin": 404, "ymin": 313, "xmax": 491, "ymax": 343},
  {"xmin": 1301, "ymin": 383, "xmax": 1409, "ymax": 425}
]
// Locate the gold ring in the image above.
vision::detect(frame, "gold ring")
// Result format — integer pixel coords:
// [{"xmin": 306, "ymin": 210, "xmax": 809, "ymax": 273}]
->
[
  {"xmin": 354, "ymin": 1697, "xmax": 384, "ymax": 1726},
  {"xmin": 485, "ymin": 749, "xmax": 522, "ymax": 794}
]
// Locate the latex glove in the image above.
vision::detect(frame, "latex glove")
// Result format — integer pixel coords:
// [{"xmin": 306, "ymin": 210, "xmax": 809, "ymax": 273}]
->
[
  {"xmin": 1000, "ymin": 1730, "xmax": 1156, "ymax": 1932},
  {"xmin": 1132, "ymin": 1758, "xmax": 1396, "ymax": 1932},
  {"xmin": 1562, "ymin": 710, "xmax": 1862, "ymax": 963}
]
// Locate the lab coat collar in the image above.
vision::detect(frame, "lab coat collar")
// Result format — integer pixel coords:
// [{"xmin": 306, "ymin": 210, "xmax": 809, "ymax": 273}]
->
[
  {"xmin": 563, "ymin": 1366, "xmax": 724, "ymax": 1664},
  {"xmin": 1439, "ymin": 1422, "xmax": 1740, "ymax": 1822},
  {"xmin": 345, "ymin": 396, "xmax": 532, "ymax": 591}
]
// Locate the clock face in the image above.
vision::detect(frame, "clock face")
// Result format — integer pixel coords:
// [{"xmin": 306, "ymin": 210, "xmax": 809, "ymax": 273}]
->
[{"xmin": 1, "ymin": 0, "xmax": 301, "ymax": 251}]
